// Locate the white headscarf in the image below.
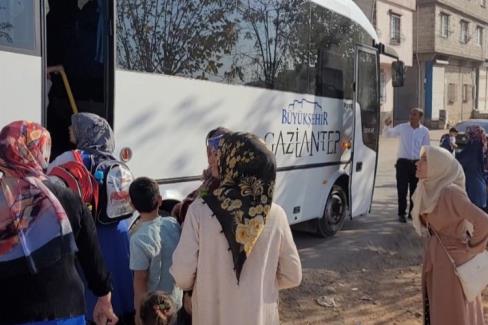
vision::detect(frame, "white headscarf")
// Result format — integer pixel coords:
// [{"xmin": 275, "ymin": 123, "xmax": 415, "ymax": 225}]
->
[{"xmin": 411, "ymin": 145, "xmax": 466, "ymax": 235}]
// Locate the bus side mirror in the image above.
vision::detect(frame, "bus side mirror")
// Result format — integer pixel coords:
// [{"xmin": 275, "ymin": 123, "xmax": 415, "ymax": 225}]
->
[{"xmin": 392, "ymin": 61, "xmax": 405, "ymax": 87}]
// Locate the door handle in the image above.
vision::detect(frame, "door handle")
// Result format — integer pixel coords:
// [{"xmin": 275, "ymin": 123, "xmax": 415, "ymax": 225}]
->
[{"xmin": 356, "ymin": 162, "xmax": 363, "ymax": 172}]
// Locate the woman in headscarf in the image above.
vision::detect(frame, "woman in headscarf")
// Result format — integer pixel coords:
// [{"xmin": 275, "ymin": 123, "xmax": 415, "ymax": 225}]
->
[
  {"xmin": 49, "ymin": 113, "xmax": 135, "ymax": 324},
  {"xmin": 170, "ymin": 126, "xmax": 229, "ymax": 325},
  {"xmin": 0, "ymin": 121, "xmax": 117, "ymax": 325},
  {"xmin": 412, "ymin": 145, "xmax": 488, "ymax": 325},
  {"xmin": 172, "ymin": 127, "xmax": 230, "ymax": 225},
  {"xmin": 170, "ymin": 132, "xmax": 302, "ymax": 325},
  {"xmin": 456, "ymin": 125, "xmax": 488, "ymax": 209}
]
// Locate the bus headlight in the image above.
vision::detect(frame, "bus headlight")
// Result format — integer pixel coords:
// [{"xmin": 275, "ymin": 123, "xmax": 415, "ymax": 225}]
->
[{"xmin": 341, "ymin": 139, "xmax": 352, "ymax": 150}]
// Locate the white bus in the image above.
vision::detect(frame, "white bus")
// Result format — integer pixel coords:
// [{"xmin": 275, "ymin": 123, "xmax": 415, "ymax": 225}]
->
[{"xmin": 0, "ymin": 0, "xmax": 402, "ymax": 236}]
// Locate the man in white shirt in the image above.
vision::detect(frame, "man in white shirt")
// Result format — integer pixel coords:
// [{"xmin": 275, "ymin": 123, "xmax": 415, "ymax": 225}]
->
[{"xmin": 384, "ymin": 108, "xmax": 430, "ymax": 223}]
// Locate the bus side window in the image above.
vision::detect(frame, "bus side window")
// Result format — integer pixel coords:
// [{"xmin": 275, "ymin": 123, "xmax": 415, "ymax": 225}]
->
[
  {"xmin": 0, "ymin": 0, "xmax": 36, "ymax": 52},
  {"xmin": 314, "ymin": 48, "xmax": 344, "ymax": 99}
]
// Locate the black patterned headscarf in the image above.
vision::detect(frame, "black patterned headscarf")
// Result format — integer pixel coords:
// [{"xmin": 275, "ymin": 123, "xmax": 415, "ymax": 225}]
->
[{"xmin": 202, "ymin": 132, "xmax": 276, "ymax": 282}]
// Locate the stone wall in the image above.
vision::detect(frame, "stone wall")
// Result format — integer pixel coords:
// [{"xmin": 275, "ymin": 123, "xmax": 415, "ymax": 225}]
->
[
  {"xmin": 444, "ymin": 62, "xmax": 477, "ymax": 122},
  {"xmin": 479, "ymin": 67, "xmax": 488, "ymax": 112},
  {"xmin": 413, "ymin": 5, "xmax": 436, "ymax": 53}
]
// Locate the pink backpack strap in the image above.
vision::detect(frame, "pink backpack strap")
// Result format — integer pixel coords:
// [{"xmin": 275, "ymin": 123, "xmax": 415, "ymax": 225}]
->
[{"xmin": 72, "ymin": 150, "xmax": 84, "ymax": 165}]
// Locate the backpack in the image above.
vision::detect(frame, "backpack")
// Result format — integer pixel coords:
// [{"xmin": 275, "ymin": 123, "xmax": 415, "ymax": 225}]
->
[
  {"xmin": 48, "ymin": 151, "xmax": 99, "ymax": 214},
  {"xmin": 82, "ymin": 152, "xmax": 135, "ymax": 225}
]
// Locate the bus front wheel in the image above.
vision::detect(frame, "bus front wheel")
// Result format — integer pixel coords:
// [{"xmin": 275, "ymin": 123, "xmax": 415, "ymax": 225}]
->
[{"xmin": 317, "ymin": 185, "xmax": 348, "ymax": 237}]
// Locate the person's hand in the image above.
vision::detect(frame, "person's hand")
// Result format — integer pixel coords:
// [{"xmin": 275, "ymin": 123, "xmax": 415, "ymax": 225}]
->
[
  {"xmin": 463, "ymin": 220, "xmax": 474, "ymax": 239},
  {"xmin": 46, "ymin": 65, "xmax": 63, "ymax": 75},
  {"xmin": 183, "ymin": 292, "xmax": 192, "ymax": 315},
  {"xmin": 93, "ymin": 292, "xmax": 118, "ymax": 325},
  {"xmin": 384, "ymin": 117, "xmax": 392, "ymax": 127}
]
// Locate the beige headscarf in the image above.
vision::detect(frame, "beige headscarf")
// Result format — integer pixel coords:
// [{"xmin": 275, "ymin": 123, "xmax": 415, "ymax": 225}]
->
[{"xmin": 411, "ymin": 145, "xmax": 466, "ymax": 235}]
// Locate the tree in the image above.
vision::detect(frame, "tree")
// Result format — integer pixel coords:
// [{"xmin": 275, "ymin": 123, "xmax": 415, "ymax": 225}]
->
[
  {"xmin": 289, "ymin": 3, "xmax": 367, "ymax": 66},
  {"xmin": 0, "ymin": 22, "xmax": 12, "ymax": 43},
  {"xmin": 117, "ymin": 0, "xmax": 237, "ymax": 78},
  {"xmin": 0, "ymin": 3, "xmax": 13, "ymax": 44},
  {"xmin": 286, "ymin": 3, "xmax": 371, "ymax": 98},
  {"xmin": 234, "ymin": 0, "xmax": 307, "ymax": 89}
]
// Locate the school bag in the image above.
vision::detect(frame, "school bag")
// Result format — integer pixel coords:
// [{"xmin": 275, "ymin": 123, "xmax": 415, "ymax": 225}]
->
[
  {"xmin": 48, "ymin": 151, "xmax": 100, "ymax": 214},
  {"xmin": 81, "ymin": 151, "xmax": 135, "ymax": 225}
]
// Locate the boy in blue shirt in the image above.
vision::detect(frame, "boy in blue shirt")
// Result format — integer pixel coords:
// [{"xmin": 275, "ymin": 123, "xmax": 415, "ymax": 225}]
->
[
  {"xmin": 440, "ymin": 127, "xmax": 458, "ymax": 153},
  {"xmin": 129, "ymin": 177, "xmax": 182, "ymax": 324}
]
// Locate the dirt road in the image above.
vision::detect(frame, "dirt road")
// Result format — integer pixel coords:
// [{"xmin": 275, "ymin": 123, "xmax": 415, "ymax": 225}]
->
[{"xmin": 279, "ymin": 131, "xmax": 488, "ymax": 324}]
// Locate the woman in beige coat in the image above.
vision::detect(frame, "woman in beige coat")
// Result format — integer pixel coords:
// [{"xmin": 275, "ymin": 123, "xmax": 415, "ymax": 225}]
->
[
  {"xmin": 412, "ymin": 145, "xmax": 488, "ymax": 325},
  {"xmin": 170, "ymin": 132, "xmax": 302, "ymax": 325}
]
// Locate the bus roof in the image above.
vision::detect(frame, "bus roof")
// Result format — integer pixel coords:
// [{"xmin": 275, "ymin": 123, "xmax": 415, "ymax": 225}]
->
[{"xmin": 312, "ymin": 0, "xmax": 379, "ymax": 42}]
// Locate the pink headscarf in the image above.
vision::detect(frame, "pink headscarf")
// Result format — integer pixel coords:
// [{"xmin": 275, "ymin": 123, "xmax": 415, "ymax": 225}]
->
[
  {"xmin": 0, "ymin": 121, "xmax": 74, "ymax": 273},
  {"xmin": 466, "ymin": 125, "xmax": 487, "ymax": 146}
]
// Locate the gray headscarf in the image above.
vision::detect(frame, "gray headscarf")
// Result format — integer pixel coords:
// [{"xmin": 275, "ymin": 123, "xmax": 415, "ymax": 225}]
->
[{"xmin": 71, "ymin": 113, "xmax": 115, "ymax": 157}]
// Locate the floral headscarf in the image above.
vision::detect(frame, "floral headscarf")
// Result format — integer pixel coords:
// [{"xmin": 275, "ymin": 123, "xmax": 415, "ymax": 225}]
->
[
  {"xmin": 466, "ymin": 125, "xmax": 487, "ymax": 145},
  {"xmin": 71, "ymin": 113, "xmax": 115, "ymax": 157},
  {"xmin": 0, "ymin": 121, "xmax": 75, "ymax": 275},
  {"xmin": 464, "ymin": 125, "xmax": 488, "ymax": 172},
  {"xmin": 0, "ymin": 121, "xmax": 51, "ymax": 178},
  {"xmin": 202, "ymin": 132, "xmax": 276, "ymax": 282}
]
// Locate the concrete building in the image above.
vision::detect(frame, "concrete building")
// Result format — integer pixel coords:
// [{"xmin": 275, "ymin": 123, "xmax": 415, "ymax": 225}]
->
[
  {"xmin": 403, "ymin": 0, "xmax": 488, "ymax": 126},
  {"xmin": 354, "ymin": 0, "xmax": 417, "ymax": 123}
]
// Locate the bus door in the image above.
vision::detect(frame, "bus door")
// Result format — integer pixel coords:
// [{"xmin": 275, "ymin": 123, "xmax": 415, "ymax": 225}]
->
[
  {"xmin": 0, "ymin": 0, "xmax": 44, "ymax": 128},
  {"xmin": 350, "ymin": 45, "xmax": 380, "ymax": 217},
  {"xmin": 45, "ymin": 0, "xmax": 114, "ymax": 158}
]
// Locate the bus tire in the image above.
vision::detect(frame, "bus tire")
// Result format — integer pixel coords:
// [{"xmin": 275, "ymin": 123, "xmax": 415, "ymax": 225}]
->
[{"xmin": 317, "ymin": 185, "xmax": 348, "ymax": 237}]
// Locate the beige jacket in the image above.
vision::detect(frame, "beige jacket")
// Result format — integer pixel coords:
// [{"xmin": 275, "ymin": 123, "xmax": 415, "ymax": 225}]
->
[
  {"xmin": 423, "ymin": 185, "xmax": 488, "ymax": 325},
  {"xmin": 170, "ymin": 199, "xmax": 302, "ymax": 325}
]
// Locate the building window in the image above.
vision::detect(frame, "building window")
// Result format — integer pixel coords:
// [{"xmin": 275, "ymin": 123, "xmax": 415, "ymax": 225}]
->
[
  {"xmin": 462, "ymin": 84, "xmax": 470, "ymax": 103},
  {"xmin": 476, "ymin": 26, "xmax": 483, "ymax": 46},
  {"xmin": 460, "ymin": 20, "xmax": 469, "ymax": 44},
  {"xmin": 390, "ymin": 14, "xmax": 401, "ymax": 44},
  {"xmin": 440, "ymin": 13, "xmax": 450, "ymax": 38},
  {"xmin": 448, "ymin": 83, "xmax": 457, "ymax": 103},
  {"xmin": 380, "ymin": 69, "xmax": 386, "ymax": 103}
]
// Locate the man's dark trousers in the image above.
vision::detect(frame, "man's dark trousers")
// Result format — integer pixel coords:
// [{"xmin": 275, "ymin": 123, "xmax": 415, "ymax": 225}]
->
[{"xmin": 395, "ymin": 158, "xmax": 419, "ymax": 221}]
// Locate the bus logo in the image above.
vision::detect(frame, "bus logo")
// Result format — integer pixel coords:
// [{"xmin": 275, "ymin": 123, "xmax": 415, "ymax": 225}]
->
[
  {"xmin": 264, "ymin": 99, "xmax": 341, "ymax": 158},
  {"xmin": 281, "ymin": 99, "xmax": 328, "ymax": 126}
]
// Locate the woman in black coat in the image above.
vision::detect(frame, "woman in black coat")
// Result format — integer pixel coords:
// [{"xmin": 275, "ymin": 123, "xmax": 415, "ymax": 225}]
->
[{"xmin": 0, "ymin": 121, "xmax": 118, "ymax": 325}]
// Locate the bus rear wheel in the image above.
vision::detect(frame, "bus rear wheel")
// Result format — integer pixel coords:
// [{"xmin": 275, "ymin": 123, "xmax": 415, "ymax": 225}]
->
[{"xmin": 317, "ymin": 185, "xmax": 348, "ymax": 237}]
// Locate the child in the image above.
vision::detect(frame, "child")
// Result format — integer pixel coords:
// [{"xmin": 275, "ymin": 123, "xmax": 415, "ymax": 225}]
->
[
  {"xmin": 129, "ymin": 177, "xmax": 182, "ymax": 324},
  {"xmin": 140, "ymin": 291, "xmax": 177, "ymax": 325},
  {"xmin": 440, "ymin": 127, "xmax": 458, "ymax": 153}
]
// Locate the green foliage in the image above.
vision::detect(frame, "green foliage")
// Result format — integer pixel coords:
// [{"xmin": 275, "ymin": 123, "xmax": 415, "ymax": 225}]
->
[
  {"xmin": 117, "ymin": 0, "xmax": 237, "ymax": 77},
  {"xmin": 0, "ymin": 22, "xmax": 13, "ymax": 43}
]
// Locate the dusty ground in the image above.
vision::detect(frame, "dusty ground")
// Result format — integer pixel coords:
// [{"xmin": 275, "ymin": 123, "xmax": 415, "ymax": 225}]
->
[{"xmin": 279, "ymin": 131, "xmax": 488, "ymax": 324}]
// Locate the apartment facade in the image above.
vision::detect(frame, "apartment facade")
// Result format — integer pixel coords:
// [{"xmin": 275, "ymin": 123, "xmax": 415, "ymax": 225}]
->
[
  {"xmin": 354, "ymin": 0, "xmax": 417, "ymax": 123},
  {"xmin": 405, "ymin": 0, "xmax": 488, "ymax": 126}
]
